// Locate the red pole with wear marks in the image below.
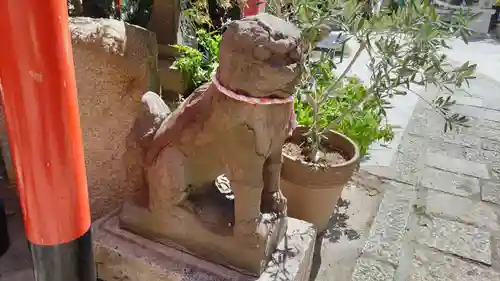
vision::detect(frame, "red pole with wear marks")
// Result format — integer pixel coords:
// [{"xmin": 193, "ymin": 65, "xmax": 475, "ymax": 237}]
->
[
  {"xmin": 242, "ymin": 0, "xmax": 266, "ymax": 17},
  {"xmin": 0, "ymin": 0, "xmax": 95, "ymax": 280}
]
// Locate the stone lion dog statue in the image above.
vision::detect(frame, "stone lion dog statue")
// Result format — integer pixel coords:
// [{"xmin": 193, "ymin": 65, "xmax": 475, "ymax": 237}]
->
[{"xmin": 120, "ymin": 13, "xmax": 304, "ymax": 275}]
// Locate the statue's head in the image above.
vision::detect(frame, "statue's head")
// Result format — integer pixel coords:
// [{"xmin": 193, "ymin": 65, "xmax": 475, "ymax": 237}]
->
[{"xmin": 217, "ymin": 13, "xmax": 304, "ymax": 99}]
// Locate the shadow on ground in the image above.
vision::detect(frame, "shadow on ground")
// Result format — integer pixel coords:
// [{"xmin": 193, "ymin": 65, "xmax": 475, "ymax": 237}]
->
[{"xmin": 309, "ymin": 172, "xmax": 384, "ymax": 281}]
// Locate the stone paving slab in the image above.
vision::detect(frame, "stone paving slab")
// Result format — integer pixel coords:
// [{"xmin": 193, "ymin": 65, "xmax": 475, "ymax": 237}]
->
[
  {"xmin": 425, "ymin": 151, "xmax": 490, "ymax": 179},
  {"xmin": 481, "ymin": 139, "xmax": 500, "ymax": 152},
  {"xmin": 465, "ymin": 118, "xmax": 500, "ymax": 144},
  {"xmin": 420, "ymin": 167, "xmax": 480, "ymax": 197},
  {"xmin": 409, "ymin": 248, "xmax": 500, "ymax": 281},
  {"xmin": 417, "ymin": 216, "xmax": 492, "ymax": 265},
  {"xmin": 426, "ymin": 190, "xmax": 500, "ymax": 231},
  {"xmin": 392, "ymin": 135, "xmax": 427, "ymax": 184},
  {"xmin": 350, "ymin": 259, "xmax": 395, "ymax": 281},
  {"xmin": 426, "ymin": 139, "xmax": 482, "ymax": 163},
  {"xmin": 493, "ymin": 235, "xmax": 500, "ymax": 270},
  {"xmin": 481, "ymin": 180, "xmax": 500, "ymax": 206},
  {"xmin": 362, "ymin": 182, "xmax": 415, "ymax": 266},
  {"xmin": 453, "ymin": 104, "xmax": 500, "ymax": 122}
]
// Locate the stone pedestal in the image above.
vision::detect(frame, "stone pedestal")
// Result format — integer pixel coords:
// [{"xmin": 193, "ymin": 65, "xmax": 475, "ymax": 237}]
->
[
  {"xmin": 93, "ymin": 211, "xmax": 316, "ymax": 281},
  {"xmin": 119, "ymin": 200, "xmax": 286, "ymax": 275}
]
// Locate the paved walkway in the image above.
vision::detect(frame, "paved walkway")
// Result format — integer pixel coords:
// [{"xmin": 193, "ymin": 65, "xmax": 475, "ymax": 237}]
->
[{"xmin": 348, "ymin": 68, "xmax": 500, "ymax": 280}]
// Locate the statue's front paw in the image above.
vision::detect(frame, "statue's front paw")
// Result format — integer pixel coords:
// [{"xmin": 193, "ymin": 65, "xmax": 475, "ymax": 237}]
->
[{"xmin": 271, "ymin": 191, "xmax": 287, "ymax": 216}]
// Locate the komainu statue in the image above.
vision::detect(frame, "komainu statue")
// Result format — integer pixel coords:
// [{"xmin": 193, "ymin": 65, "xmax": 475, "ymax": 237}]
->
[{"xmin": 120, "ymin": 13, "xmax": 304, "ymax": 275}]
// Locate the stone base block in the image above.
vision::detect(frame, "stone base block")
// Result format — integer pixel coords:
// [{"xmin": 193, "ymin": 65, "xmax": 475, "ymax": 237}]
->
[{"xmin": 93, "ymin": 211, "xmax": 316, "ymax": 281}]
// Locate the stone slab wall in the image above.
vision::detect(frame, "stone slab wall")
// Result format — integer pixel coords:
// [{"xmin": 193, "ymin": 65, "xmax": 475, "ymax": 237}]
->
[{"xmin": 0, "ymin": 17, "xmax": 160, "ymax": 220}]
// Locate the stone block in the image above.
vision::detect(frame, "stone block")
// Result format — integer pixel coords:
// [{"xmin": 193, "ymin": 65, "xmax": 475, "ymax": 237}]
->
[
  {"xmin": 71, "ymin": 18, "xmax": 160, "ymax": 220},
  {"xmin": 453, "ymin": 104, "xmax": 500, "ymax": 122},
  {"xmin": 158, "ymin": 59, "xmax": 187, "ymax": 100},
  {"xmin": 441, "ymin": 132, "xmax": 481, "ymax": 148},
  {"xmin": 426, "ymin": 190, "xmax": 499, "ymax": 231},
  {"xmin": 426, "ymin": 139, "xmax": 482, "ymax": 163},
  {"xmin": 406, "ymin": 108, "xmax": 444, "ymax": 137},
  {"xmin": 0, "ymin": 18, "xmax": 161, "ymax": 220},
  {"xmin": 147, "ymin": 0, "xmax": 180, "ymax": 46},
  {"xmin": 362, "ymin": 182, "xmax": 415, "ymax": 265},
  {"xmin": 350, "ymin": 259, "xmax": 395, "ymax": 281},
  {"xmin": 393, "ymin": 135, "xmax": 427, "ymax": 184},
  {"xmin": 93, "ymin": 212, "xmax": 316, "ymax": 281},
  {"xmin": 420, "ymin": 167, "xmax": 480, "ymax": 197},
  {"xmin": 479, "ymin": 150, "xmax": 500, "ymax": 165},
  {"xmin": 466, "ymin": 118, "xmax": 500, "ymax": 142},
  {"xmin": 425, "ymin": 151, "xmax": 490, "ymax": 179},
  {"xmin": 417, "ymin": 217, "xmax": 492, "ymax": 265},
  {"xmin": 481, "ymin": 138, "xmax": 500, "ymax": 152},
  {"xmin": 409, "ymin": 249, "xmax": 500, "ymax": 281},
  {"xmin": 481, "ymin": 180, "xmax": 500, "ymax": 206},
  {"xmin": 454, "ymin": 96, "xmax": 484, "ymax": 107},
  {"xmin": 453, "ymin": 74, "xmax": 500, "ymax": 100}
]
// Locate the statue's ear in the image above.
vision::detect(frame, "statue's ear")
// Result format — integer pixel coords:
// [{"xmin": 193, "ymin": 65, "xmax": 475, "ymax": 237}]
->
[
  {"xmin": 141, "ymin": 91, "xmax": 171, "ymax": 122},
  {"xmin": 133, "ymin": 91, "xmax": 171, "ymax": 152}
]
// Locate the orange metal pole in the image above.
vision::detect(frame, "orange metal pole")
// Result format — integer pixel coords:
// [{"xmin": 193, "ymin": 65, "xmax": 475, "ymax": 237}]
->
[
  {"xmin": 115, "ymin": 0, "xmax": 122, "ymax": 18},
  {"xmin": 242, "ymin": 0, "xmax": 266, "ymax": 17},
  {"xmin": 0, "ymin": 0, "xmax": 95, "ymax": 280}
]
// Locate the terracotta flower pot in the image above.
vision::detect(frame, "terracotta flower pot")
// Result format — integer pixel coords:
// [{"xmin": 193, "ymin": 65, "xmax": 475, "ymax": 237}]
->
[{"xmin": 281, "ymin": 126, "xmax": 360, "ymax": 234}]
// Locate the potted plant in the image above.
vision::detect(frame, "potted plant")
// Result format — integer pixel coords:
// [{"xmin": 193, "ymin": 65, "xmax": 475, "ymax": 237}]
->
[
  {"xmin": 270, "ymin": 0, "xmax": 476, "ymax": 233},
  {"xmin": 281, "ymin": 58, "xmax": 394, "ymax": 232}
]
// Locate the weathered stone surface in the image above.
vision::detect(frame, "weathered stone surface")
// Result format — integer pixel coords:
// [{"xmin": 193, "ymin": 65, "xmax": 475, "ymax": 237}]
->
[
  {"xmin": 481, "ymin": 180, "xmax": 500, "ymax": 206},
  {"xmin": 427, "ymin": 140, "xmax": 468, "ymax": 160},
  {"xmin": 420, "ymin": 167, "xmax": 480, "ymax": 197},
  {"xmin": 465, "ymin": 118, "xmax": 500, "ymax": 142},
  {"xmin": 147, "ymin": 0, "xmax": 181, "ymax": 46},
  {"xmin": 406, "ymin": 107, "xmax": 480, "ymax": 148},
  {"xmin": 482, "ymin": 139, "xmax": 500, "ymax": 152},
  {"xmin": 393, "ymin": 134, "xmax": 427, "ymax": 184},
  {"xmin": 425, "ymin": 151, "xmax": 490, "ymax": 179},
  {"xmin": 441, "ymin": 132, "xmax": 481, "ymax": 148},
  {"xmin": 409, "ymin": 249, "xmax": 500, "ymax": 281},
  {"xmin": 120, "ymin": 14, "xmax": 304, "ymax": 275},
  {"xmin": 453, "ymin": 104, "xmax": 500, "ymax": 122},
  {"xmin": 351, "ymin": 259, "xmax": 395, "ymax": 281},
  {"xmin": 452, "ymin": 74, "xmax": 500, "ymax": 100},
  {"xmin": 427, "ymin": 139, "xmax": 483, "ymax": 164},
  {"xmin": 426, "ymin": 190, "xmax": 499, "ymax": 231},
  {"xmin": 407, "ymin": 108, "xmax": 444, "ymax": 137},
  {"xmin": 71, "ymin": 17, "xmax": 159, "ymax": 219},
  {"xmin": 94, "ymin": 213, "xmax": 316, "ymax": 281},
  {"xmin": 417, "ymin": 217, "xmax": 492, "ymax": 265},
  {"xmin": 217, "ymin": 13, "xmax": 302, "ymax": 99},
  {"xmin": 454, "ymin": 95, "xmax": 484, "ymax": 107},
  {"xmin": 362, "ymin": 182, "xmax": 414, "ymax": 265},
  {"xmin": 479, "ymin": 150, "xmax": 500, "ymax": 165},
  {"xmin": 0, "ymin": 18, "xmax": 160, "ymax": 220},
  {"xmin": 493, "ymin": 234, "xmax": 500, "ymax": 270}
]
